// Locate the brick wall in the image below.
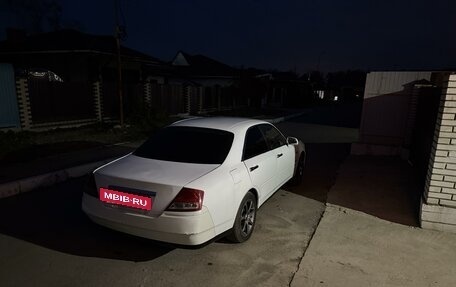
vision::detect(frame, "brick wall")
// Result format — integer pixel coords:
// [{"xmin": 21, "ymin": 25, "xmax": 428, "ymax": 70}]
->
[{"xmin": 421, "ymin": 74, "xmax": 456, "ymax": 232}]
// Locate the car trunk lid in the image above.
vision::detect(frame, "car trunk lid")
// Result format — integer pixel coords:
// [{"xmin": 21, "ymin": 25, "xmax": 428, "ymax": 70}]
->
[{"xmin": 94, "ymin": 154, "xmax": 218, "ymax": 216}]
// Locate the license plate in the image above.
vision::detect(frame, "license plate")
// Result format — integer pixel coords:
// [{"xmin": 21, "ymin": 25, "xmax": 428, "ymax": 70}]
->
[{"xmin": 99, "ymin": 187, "xmax": 153, "ymax": 211}]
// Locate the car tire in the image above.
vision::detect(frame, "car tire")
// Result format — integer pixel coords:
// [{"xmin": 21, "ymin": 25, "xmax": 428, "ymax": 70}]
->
[
  {"xmin": 292, "ymin": 153, "xmax": 305, "ymax": 185},
  {"xmin": 227, "ymin": 192, "xmax": 257, "ymax": 243}
]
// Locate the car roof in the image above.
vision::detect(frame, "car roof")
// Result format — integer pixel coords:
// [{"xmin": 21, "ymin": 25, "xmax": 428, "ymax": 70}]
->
[{"xmin": 170, "ymin": 117, "xmax": 269, "ymax": 132}]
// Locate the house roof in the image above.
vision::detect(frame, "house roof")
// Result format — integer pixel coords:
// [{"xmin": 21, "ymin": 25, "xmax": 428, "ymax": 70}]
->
[
  {"xmin": 172, "ymin": 51, "xmax": 237, "ymax": 77},
  {"xmin": 241, "ymin": 67, "xmax": 299, "ymax": 81},
  {"xmin": 0, "ymin": 29, "xmax": 162, "ymax": 64}
]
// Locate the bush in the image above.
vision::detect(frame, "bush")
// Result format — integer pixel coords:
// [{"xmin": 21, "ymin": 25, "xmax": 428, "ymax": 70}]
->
[{"xmin": 0, "ymin": 130, "xmax": 36, "ymax": 159}]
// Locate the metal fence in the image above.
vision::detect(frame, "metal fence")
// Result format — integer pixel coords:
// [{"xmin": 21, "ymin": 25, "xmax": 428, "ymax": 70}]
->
[
  {"xmin": 15, "ymin": 77, "xmax": 307, "ymax": 130},
  {"xmin": 27, "ymin": 79, "xmax": 94, "ymax": 123},
  {"xmin": 150, "ymin": 83, "xmax": 185, "ymax": 115}
]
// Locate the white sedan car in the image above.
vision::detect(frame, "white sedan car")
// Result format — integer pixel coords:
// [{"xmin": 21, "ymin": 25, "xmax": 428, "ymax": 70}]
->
[{"xmin": 82, "ymin": 117, "xmax": 305, "ymax": 245}]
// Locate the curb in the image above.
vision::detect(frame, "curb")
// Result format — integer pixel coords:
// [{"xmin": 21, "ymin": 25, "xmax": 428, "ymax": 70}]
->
[
  {"xmin": 0, "ymin": 111, "xmax": 307, "ymax": 199},
  {"xmin": 0, "ymin": 157, "xmax": 116, "ymax": 199}
]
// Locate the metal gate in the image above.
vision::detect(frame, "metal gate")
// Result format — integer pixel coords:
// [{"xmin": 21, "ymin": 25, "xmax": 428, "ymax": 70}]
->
[{"xmin": 0, "ymin": 64, "xmax": 20, "ymax": 128}]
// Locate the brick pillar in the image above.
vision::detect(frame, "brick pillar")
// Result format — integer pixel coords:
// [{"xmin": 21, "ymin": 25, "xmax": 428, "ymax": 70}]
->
[
  {"xmin": 93, "ymin": 81, "xmax": 103, "ymax": 122},
  {"xmin": 216, "ymin": 86, "xmax": 221, "ymax": 111},
  {"xmin": 183, "ymin": 85, "xmax": 191, "ymax": 114},
  {"xmin": 144, "ymin": 81, "xmax": 152, "ymax": 109},
  {"xmin": 198, "ymin": 87, "xmax": 203, "ymax": 114},
  {"xmin": 421, "ymin": 74, "xmax": 456, "ymax": 232},
  {"xmin": 15, "ymin": 78, "xmax": 32, "ymax": 130}
]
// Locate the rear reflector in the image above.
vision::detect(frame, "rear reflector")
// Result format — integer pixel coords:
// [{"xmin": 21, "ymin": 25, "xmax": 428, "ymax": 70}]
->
[
  {"xmin": 84, "ymin": 173, "xmax": 98, "ymax": 197},
  {"xmin": 166, "ymin": 188, "xmax": 204, "ymax": 211}
]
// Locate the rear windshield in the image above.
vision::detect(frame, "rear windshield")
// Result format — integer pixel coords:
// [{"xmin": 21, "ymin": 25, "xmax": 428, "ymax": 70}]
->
[{"xmin": 133, "ymin": 126, "xmax": 234, "ymax": 164}]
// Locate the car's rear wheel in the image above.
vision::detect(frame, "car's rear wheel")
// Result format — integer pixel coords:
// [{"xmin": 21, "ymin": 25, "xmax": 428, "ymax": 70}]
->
[
  {"xmin": 227, "ymin": 192, "xmax": 257, "ymax": 243},
  {"xmin": 292, "ymin": 153, "xmax": 305, "ymax": 185}
]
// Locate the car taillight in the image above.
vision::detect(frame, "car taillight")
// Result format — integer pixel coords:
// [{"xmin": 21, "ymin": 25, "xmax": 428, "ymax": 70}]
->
[{"xmin": 166, "ymin": 188, "xmax": 204, "ymax": 211}]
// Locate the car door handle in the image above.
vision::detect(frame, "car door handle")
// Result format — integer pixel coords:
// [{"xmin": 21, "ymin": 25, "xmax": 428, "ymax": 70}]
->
[
  {"xmin": 277, "ymin": 153, "xmax": 283, "ymax": 158},
  {"xmin": 250, "ymin": 165, "xmax": 259, "ymax": 172}
]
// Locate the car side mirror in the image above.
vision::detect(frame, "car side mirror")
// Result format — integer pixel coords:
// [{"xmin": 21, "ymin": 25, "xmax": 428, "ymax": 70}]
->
[{"xmin": 287, "ymin": 137, "xmax": 299, "ymax": 145}]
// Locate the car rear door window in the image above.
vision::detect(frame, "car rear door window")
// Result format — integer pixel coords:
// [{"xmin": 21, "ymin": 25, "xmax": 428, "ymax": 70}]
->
[
  {"xmin": 243, "ymin": 126, "xmax": 269, "ymax": 160},
  {"xmin": 259, "ymin": 124, "xmax": 286, "ymax": 150}
]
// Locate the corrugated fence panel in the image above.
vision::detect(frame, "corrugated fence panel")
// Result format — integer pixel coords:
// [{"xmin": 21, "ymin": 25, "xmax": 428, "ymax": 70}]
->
[
  {"xmin": 361, "ymin": 71, "xmax": 435, "ymax": 145},
  {"xmin": 364, "ymin": 71, "xmax": 432, "ymax": 99},
  {"xmin": 0, "ymin": 63, "xmax": 20, "ymax": 128}
]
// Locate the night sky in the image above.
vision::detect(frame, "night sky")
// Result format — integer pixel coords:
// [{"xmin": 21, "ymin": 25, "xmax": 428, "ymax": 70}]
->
[{"xmin": 1, "ymin": 0, "xmax": 456, "ymax": 73}]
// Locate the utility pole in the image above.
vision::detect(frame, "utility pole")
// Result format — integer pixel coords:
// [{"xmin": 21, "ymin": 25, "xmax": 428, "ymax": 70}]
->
[{"xmin": 114, "ymin": 0, "xmax": 124, "ymax": 128}]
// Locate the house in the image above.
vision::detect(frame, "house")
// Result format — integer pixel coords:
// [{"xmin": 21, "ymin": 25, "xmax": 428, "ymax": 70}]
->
[
  {"xmin": 170, "ymin": 51, "xmax": 241, "ymax": 114},
  {"xmin": 169, "ymin": 52, "xmax": 315, "ymax": 113},
  {"xmin": 243, "ymin": 68, "xmax": 313, "ymax": 109}
]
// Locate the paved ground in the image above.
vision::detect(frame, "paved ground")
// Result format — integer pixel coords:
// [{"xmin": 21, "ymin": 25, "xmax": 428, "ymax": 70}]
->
[
  {"xmin": 278, "ymin": 122, "xmax": 359, "ymax": 143},
  {"xmin": 0, "ymin": 106, "xmax": 357, "ymax": 287},
  {"xmin": 292, "ymin": 204, "xmax": 456, "ymax": 287},
  {"xmin": 287, "ymin": 103, "xmax": 363, "ymax": 128},
  {"xmin": 0, "ymin": 179, "xmax": 325, "ymax": 287}
]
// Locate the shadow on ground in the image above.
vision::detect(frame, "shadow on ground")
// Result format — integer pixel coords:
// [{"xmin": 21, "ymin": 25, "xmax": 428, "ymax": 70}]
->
[
  {"xmin": 0, "ymin": 143, "xmax": 351, "ymax": 262},
  {"xmin": 326, "ymin": 155, "xmax": 421, "ymax": 227},
  {"xmin": 285, "ymin": 143, "xmax": 352, "ymax": 203},
  {"xmin": 281, "ymin": 105, "xmax": 421, "ymax": 227},
  {"xmin": 0, "ymin": 139, "xmax": 421, "ymax": 264},
  {"xmin": 0, "ymin": 176, "xmax": 174, "ymax": 262},
  {"xmin": 285, "ymin": 144, "xmax": 421, "ymax": 227}
]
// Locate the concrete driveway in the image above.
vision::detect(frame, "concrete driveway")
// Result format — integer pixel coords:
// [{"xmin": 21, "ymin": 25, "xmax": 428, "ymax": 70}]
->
[
  {"xmin": 0, "ymin": 176, "xmax": 325, "ymax": 287},
  {"xmin": 291, "ymin": 205, "xmax": 456, "ymax": 287}
]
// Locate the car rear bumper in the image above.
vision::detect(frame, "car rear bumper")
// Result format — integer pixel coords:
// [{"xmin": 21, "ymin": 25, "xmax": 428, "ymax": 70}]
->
[{"xmin": 82, "ymin": 193, "xmax": 216, "ymax": 245}]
